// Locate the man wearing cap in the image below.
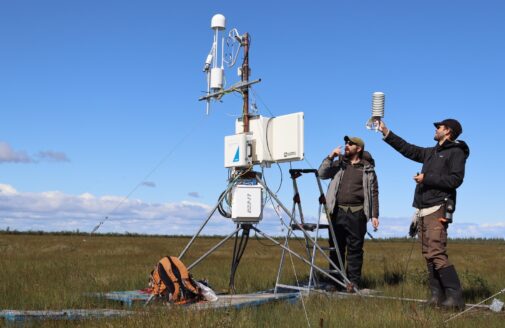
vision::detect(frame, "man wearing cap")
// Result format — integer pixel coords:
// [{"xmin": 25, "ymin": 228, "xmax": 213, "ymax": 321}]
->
[
  {"xmin": 318, "ymin": 136, "xmax": 379, "ymax": 291},
  {"xmin": 378, "ymin": 119, "xmax": 469, "ymax": 310}
]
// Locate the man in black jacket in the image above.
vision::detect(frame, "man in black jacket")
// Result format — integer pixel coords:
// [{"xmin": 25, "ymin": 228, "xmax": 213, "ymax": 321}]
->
[{"xmin": 378, "ymin": 119, "xmax": 469, "ymax": 310}]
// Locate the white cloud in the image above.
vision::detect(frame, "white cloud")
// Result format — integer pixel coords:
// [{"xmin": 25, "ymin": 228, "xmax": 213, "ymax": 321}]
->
[
  {"xmin": 0, "ymin": 184, "xmax": 18, "ymax": 195},
  {"xmin": 0, "ymin": 184, "xmax": 503, "ymax": 238},
  {"xmin": 0, "ymin": 184, "xmax": 220, "ymax": 235}
]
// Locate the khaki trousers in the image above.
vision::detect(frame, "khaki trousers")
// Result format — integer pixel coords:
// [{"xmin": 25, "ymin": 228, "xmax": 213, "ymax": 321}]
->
[{"xmin": 418, "ymin": 206, "xmax": 451, "ymax": 270}]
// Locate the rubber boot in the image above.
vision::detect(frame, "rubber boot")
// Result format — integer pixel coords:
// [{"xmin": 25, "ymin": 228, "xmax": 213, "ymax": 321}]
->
[
  {"xmin": 438, "ymin": 265, "xmax": 465, "ymax": 311},
  {"xmin": 425, "ymin": 262, "xmax": 445, "ymax": 307}
]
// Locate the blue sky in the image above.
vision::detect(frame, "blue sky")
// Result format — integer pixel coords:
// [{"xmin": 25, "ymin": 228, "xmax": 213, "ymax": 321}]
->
[{"xmin": 1, "ymin": 1, "xmax": 504, "ymax": 238}]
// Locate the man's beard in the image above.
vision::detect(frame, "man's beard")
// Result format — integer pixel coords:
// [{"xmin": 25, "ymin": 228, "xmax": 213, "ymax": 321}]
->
[{"xmin": 344, "ymin": 149, "xmax": 357, "ymax": 159}]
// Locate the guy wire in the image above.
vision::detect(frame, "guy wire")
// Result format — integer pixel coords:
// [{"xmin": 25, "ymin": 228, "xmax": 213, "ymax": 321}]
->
[
  {"xmin": 269, "ymin": 194, "xmax": 314, "ymax": 256},
  {"xmin": 250, "ymin": 86, "xmax": 275, "ymax": 117},
  {"xmin": 252, "ymin": 168, "xmax": 285, "ymax": 247},
  {"xmin": 445, "ymin": 287, "xmax": 505, "ymax": 323},
  {"xmin": 400, "ymin": 236, "xmax": 417, "ymax": 302},
  {"xmin": 364, "ymin": 228, "xmax": 417, "ymax": 301},
  {"xmin": 287, "ymin": 240, "xmax": 312, "ymax": 328},
  {"xmin": 91, "ymin": 114, "xmax": 208, "ymax": 234}
]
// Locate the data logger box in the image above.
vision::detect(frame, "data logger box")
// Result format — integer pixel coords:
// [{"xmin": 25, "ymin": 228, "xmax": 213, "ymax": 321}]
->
[
  {"xmin": 224, "ymin": 133, "xmax": 253, "ymax": 168},
  {"xmin": 234, "ymin": 112, "xmax": 304, "ymax": 164},
  {"xmin": 231, "ymin": 185, "xmax": 263, "ymax": 222}
]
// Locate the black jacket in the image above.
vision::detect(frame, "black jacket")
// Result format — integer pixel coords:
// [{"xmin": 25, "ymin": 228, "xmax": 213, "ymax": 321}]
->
[{"xmin": 384, "ymin": 131, "xmax": 470, "ymax": 210}]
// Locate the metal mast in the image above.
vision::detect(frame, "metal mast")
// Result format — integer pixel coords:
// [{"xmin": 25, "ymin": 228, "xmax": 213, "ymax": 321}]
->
[{"xmin": 242, "ymin": 33, "xmax": 250, "ymax": 133}]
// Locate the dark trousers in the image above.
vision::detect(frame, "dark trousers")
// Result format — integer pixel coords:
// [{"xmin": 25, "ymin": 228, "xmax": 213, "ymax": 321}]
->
[{"xmin": 328, "ymin": 207, "xmax": 367, "ymax": 286}]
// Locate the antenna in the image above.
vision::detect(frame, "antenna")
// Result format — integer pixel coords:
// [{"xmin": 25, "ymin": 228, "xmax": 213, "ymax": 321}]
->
[
  {"xmin": 200, "ymin": 14, "xmax": 261, "ymax": 119},
  {"xmin": 202, "ymin": 14, "xmax": 226, "ymax": 114}
]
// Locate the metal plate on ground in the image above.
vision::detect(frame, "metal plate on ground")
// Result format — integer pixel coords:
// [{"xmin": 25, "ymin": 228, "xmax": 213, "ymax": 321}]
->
[
  {"xmin": 94, "ymin": 290, "xmax": 300, "ymax": 310},
  {"xmin": 0, "ymin": 309, "xmax": 134, "ymax": 322},
  {"xmin": 190, "ymin": 292, "xmax": 300, "ymax": 310}
]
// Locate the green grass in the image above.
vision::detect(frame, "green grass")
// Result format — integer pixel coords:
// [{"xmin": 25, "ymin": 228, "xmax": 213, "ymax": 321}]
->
[{"xmin": 0, "ymin": 232, "xmax": 504, "ymax": 327}]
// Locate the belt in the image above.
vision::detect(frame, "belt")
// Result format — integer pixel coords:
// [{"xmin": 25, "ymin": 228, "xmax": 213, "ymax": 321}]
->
[{"xmin": 338, "ymin": 204, "xmax": 364, "ymax": 213}]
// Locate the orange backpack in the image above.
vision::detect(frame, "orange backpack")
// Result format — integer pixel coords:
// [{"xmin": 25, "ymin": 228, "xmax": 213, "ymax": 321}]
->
[{"xmin": 149, "ymin": 256, "xmax": 201, "ymax": 304}]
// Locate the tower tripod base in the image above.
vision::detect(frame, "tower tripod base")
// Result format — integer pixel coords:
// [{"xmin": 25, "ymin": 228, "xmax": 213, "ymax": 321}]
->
[{"xmin": 178, "ymin": 171, "xmax": 358, "ymax": 295}]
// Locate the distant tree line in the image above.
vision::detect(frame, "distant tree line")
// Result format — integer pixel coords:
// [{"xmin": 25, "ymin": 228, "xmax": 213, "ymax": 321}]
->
[{"xmin": 0, "ymin": 228, "xmax": 503, "ymax": 243}]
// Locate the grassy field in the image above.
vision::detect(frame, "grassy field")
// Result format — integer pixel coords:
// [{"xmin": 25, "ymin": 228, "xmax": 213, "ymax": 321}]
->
[{"xmin": 0, "ymin": 232, "xmax": 504, "ymax": 327}]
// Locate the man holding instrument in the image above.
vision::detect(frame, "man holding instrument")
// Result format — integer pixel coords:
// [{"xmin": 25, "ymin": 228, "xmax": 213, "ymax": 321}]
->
[{"xmin": 378, "ymin": 119, "xmax": 469, "ymax": 310}]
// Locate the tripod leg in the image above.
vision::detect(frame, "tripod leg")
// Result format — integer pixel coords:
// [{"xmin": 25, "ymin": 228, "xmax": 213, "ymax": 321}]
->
[
  {"xmin": 179, "ymin": 182, "xmax": 235, "ymax": 260},
  {"xmin": 187, "ymin": 226, "xmax": 242, "ymax": 271}
]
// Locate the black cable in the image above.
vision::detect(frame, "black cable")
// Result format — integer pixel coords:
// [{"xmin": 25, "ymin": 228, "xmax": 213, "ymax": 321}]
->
[
  {"xmin": 262, "ymin": 117, "xmax": 283, "ymax": 194},
  {"xmin": 229, "ymin": 226, "xmax": 250, "ymax": 292},
  {"xmin": 236, "ymin": 228, "xmax": 250, "ymax": 260},
  {"xmin": 217, "ymin": 190, "xmax": 231, "ymax": 218},
  {"xmin": 274, "ymin": 163, "xmax": 283, "ymax": 194},
  {"xmin": 229, "ymin": 225, "xmax": 241, "ymax": 292}
]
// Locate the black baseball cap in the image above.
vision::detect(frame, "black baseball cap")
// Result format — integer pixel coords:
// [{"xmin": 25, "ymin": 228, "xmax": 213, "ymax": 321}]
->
[{"xmin": 433, "ymin": 119, "xmax": 462, "ymax": 139}]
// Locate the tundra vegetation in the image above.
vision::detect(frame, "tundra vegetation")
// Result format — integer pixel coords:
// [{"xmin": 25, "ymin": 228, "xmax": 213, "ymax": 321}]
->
[{"xmin": 0, "ymin": 231, "xmax": 504, "ymax": 327}]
